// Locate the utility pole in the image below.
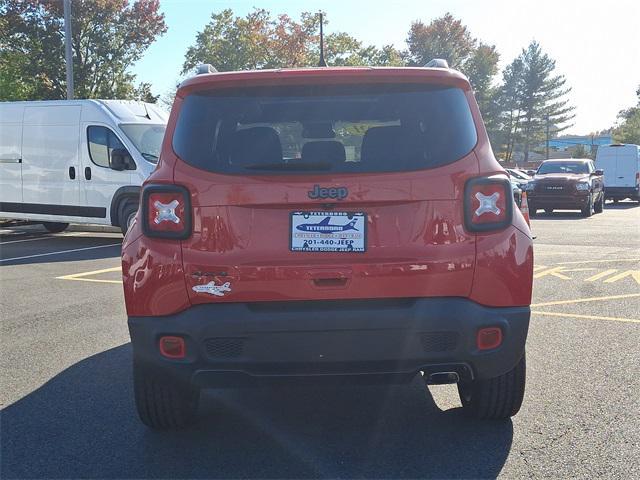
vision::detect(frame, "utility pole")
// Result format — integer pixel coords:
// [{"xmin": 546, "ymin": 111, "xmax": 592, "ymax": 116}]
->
[
  {"xmin": 545, "ymin": 114, "xmax": 550, "ymax": 160},
  {"xmin": 317, "ymin": 12, "xmax": 327, "ymax": 67},
  {"xmin": 63, "ymin": 0, "xmax": 74, "ymax": 99}
]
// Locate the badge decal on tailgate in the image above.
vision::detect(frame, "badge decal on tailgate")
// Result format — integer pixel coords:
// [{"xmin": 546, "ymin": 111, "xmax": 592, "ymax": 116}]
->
[{"xmin": 192, "ymin": 281, "xmax": 231, "ymax": 296}]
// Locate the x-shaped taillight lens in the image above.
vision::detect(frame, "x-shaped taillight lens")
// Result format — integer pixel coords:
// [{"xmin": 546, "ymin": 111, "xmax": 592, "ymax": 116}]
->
[
  {"xmin": 465, "ymin": 177, "xmax": 512, "ymax": 232},
  {"xmin": 142, "ymin": 185, "xmax": 191, "ymax": 239},
  {"xmin": 154, "ymin": 200, "xmax": 181, "ymax": 224}
]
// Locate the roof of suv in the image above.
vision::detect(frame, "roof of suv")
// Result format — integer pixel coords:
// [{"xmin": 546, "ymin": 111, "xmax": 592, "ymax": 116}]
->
[{"xmin": 178, "ymin": 66, "xmax": 471, "ymax": 94}]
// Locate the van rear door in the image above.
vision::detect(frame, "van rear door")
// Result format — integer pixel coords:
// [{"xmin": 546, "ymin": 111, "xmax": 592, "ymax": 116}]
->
[
  {"xmin": 0, "ymin": 104, "xmax": 24, "ymax": 204},
  {"xmin": 596, "ymin": 146, "xmax": 619, "ymax": 187},
  {"xmin": 21, "ymin": 105, "xmax": 81, "ymax": 214},
  {"xmin": 615, "ymin": 145, "xmax": 640, "ymax": 188}
]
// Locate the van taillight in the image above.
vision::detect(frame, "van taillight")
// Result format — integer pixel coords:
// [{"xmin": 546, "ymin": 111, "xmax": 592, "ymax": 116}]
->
[
  {"xmin": 141, "ymin": 184, "xmax": 192, "ymax": 239},
  {"xmin": 464, "ymin": 176, "xmax": 513, "ymax": 232}
]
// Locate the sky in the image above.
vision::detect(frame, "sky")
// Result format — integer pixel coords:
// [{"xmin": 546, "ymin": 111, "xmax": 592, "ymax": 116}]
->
[{"xmin": 132, "ymin": 0, "xmax": 640, "ymax": 135}]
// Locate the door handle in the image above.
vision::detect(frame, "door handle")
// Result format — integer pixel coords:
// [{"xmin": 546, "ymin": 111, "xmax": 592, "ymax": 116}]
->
[
  {"xmin": 68, "ymin": 166, "xmax": 75, "ymax": 179},
  {"xmin": 85, "ymin": 166, "xmax": 91, "ymax": 180}
]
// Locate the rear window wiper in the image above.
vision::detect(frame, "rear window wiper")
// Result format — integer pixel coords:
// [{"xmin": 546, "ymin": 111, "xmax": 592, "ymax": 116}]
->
[{"xmin": 243, "ymin": 161, "xmax": 332, "ymax": 171}]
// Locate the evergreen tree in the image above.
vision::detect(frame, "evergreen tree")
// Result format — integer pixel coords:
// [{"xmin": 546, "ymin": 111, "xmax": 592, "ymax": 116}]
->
[{"xmin": 516, "ymin": 41, "xmax": 575, "ymax": 161}]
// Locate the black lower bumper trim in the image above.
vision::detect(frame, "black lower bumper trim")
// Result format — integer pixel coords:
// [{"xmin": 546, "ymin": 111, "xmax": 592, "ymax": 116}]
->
[{"xmin": 128, "ymin": 297, "xmax": 530, "ymax": 387}]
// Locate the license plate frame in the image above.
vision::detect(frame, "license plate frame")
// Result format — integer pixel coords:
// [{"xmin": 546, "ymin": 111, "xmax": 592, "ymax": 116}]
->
[{"xmin": 290, "ymin": 211, "xmax": 367, "ymax": 253}]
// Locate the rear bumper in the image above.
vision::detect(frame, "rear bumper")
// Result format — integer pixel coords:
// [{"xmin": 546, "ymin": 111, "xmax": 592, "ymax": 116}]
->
[
  {"xmin": 128, "ymin": 297, "xmax": 530, "ymax": 387},
  {"xmin": 604, "ymin": 186, "xmax": 639, "ymax": 200}
]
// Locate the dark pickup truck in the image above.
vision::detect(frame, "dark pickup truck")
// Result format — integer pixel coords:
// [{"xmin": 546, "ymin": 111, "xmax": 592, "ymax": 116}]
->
[{"xmin": 525, "ymin": 159, "xmax": 604, "ymax": 217}]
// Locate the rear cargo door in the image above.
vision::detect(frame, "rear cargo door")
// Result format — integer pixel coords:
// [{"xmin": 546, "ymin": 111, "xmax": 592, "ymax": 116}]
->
[
  {"xmin": 597, "ymin": 147, "xmax": 619, "ymax": 188},
  {"xmin": 615, "ymin": 145, "xmax": 639, "ymax": 188},
  {"xmin": 171, "ymin": 83, "xmax": 480, "ymax": 304}
]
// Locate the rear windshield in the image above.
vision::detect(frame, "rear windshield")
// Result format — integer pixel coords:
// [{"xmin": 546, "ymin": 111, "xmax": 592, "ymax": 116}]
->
[
  {"xmin": 172, "ymin": 84, "xmax": 477, "ymax": 174},
  {"xmin": 538, "ymin": 162, "xmax": 589, "ymax": 174}
]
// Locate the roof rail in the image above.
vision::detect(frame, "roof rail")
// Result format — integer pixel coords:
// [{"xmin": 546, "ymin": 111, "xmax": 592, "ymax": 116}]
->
[
  {"xmin": 196, "ymin": 64, "xmax": 217, "ymax": 75},
  {"xmin": 425, "ymin": 58, "xmax": 449, "ymax": 69}
]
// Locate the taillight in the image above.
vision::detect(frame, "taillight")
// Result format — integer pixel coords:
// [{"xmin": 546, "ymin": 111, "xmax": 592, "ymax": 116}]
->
[
  {"xmin": 464, "ymin": 176, "xmax": 513, "ymax": 232},
  {"xmin": 141, "ymin": 184, "xmax": 192, "ymax": 239}
]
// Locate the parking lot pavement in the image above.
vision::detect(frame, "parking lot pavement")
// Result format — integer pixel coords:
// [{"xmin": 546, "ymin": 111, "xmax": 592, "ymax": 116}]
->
[{"xmin": 1, "ymin": 203, "xmax": 639, "ymax": 479}]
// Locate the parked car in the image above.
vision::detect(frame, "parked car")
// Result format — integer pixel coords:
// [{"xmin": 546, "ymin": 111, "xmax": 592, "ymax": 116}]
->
[
  {"xmin": 506, "ymin": 168, "xmax": 532, "ymax": 183},
  {"xmin": 524, "ymin": 159, "xmax": 604, "ymax": 217},
  {"xmin": 122, "ymin": 61, "xmax": 533, "ymax": 429},
  {"xmin": 595, "ymin": 144, "xmax": 640, "ymax": 203},
  {"xmin": 0, "ymin": 100, "xmax": 168, "ymax": 234},
  {"xmin": 508, "ymin": 174, "xmax": 523, "ymax": 206}
]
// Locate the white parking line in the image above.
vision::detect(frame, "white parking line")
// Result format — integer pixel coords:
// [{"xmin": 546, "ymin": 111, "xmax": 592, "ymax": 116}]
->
[
  {"xmin": 0, "ymin": 243, "xmax": 121, "ymax": 262},
  {"xmin": 0, "ymin": 232, "xmax": 97, "ymax": 245}
]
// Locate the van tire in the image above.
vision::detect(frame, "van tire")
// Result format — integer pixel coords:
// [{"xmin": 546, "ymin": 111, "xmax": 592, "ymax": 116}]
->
[
  {"xmin": 119, "ymin": 202, "xmax": 139, "ymax": 235},
  {"xmin": 133, "ymin": 361, "xmax": 200, "ymax": 430},
  {"xmin": 457, "ymin": 353, "xmax": 526, "ymax": 420},
  {"xmin": 42, "ymin": 222, "xmax": 69, "ymax": 233}
]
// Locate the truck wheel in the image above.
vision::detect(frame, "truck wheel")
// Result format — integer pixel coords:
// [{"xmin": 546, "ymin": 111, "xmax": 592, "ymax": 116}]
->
[
  {"xmin": 42, "ymin": 222, "xmax": 69, "ymax": 233},
  {"xmin": 594, "ymin": 194, "xmax": 604, "ymax": 214},
  {"xmin": 133, "ymin": 361, "xmax": 200, "ymax": 430},
  {"xmin": 458, "ymin": 354, "xmax": 526, "ymax": 420},
  {"xmin": 119, "ymin": 202, "xmax": 139, "ymax": 235},
  {"xmin": 581, "ymin": 195, "xmax": 593, "ymax": 217}
]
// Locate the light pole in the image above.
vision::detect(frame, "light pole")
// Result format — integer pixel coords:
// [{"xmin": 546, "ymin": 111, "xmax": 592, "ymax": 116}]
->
[
  {"xmin": 545, "ymin": 114, "xmax": 550, "ymax": 160},
  {"xmin": 63, "ymin": 0, "xmax": 74, "ymax": 99}
]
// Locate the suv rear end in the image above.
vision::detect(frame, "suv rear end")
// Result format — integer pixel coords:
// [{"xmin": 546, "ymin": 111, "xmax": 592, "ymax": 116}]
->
[{"xmin": 122, "ymin": 65, "xmax": 533, "ymax": 429}]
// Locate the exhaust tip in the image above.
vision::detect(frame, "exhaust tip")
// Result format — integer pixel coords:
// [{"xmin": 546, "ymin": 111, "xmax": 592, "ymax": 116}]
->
[{"xmin": 426, "ymin": 371, "xmax": 460, "ymax": 385}]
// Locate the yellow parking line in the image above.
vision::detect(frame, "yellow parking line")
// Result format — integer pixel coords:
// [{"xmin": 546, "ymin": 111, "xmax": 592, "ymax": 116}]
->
[
  {"xmin": 555, "ymin": 258, "xmax": 640, "ymax": 265},
  {"xmin": 60, "ymin": 278, "xmax": 122, "ymax": 284},
  {"xmin": 531, "ymin": 293, "xmax": 640, "ymax": 308},
  {"xmin": 532, "ymin": 311, "xmax": 640, "ymax": 324},
  {"xmin": 57, "ymin": 266, "xmax": 122, "ymax": 284}
]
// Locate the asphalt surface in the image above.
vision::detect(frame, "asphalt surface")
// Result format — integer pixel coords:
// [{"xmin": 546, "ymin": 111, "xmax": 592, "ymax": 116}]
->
[{"xmin": 1, "ymin": 202, "xmax": 639, "ymax": 479}]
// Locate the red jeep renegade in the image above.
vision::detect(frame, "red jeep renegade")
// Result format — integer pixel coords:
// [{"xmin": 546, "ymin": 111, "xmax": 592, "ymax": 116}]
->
[{"xmin": 122, "ymin": 62, "xmax": 533, "ymax": 429}]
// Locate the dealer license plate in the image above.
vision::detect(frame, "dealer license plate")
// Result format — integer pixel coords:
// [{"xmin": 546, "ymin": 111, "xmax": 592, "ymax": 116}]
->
[{"xmin": 290, "ymin": 211, "xmax": 366, "ymax": 252}]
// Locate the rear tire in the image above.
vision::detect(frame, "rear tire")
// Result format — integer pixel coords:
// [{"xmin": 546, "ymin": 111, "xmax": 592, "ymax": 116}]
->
[
  {"xmin": 581, "ymin": 195, "xmax": 593, "ymax": 217},
  {"xmin": 594, "ymin": 194, "xmax": 604, "ymax": 214},
  {"xmin": 133, "ymin": 361, "xmax": 200, "ymax": 430},
  {"xmin": 119, "ymin": 202, "xmax": 139, "ymax": 235},
  {"xmin": 42, "ymin": 222, "xmax": 69, "ymax": 233},
  {"xmin": 458, "ymin": 354, "xmax": 526, "ymax": 420}
]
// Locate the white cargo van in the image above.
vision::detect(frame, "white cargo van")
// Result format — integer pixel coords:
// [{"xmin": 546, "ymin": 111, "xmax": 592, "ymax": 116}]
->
[
  {"xmin": 595, "ymin": 144, "xmax": 640, "ymax": 203},
  {"xmin": 0, "ymin": 100, "xmax": 168, "ymax": 233}
]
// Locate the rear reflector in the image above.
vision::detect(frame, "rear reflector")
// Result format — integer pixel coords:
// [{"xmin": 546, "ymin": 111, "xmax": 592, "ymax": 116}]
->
[
  {"xmin": 476, "ymin": 327, "xmax": 503, "ymax": 350},
  {"xmin": 464, "ymin": 176, "xmax": 513, "ymax": 232},
  {"xmin": 159, "ymin": 336, "xmax": 186, "ymax": 359},
  {"xmin": 141, "ymin": 184, "xmax": 192, "ymax": 239}
]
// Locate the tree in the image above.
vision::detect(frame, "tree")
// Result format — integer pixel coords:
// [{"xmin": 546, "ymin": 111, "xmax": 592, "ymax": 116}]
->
[
  {"xmin": 406, "ymin": 13, "xmax": 474, "ymax": 69},
  {"xmin": 0, "ymin": 0, "xmax": 166, "ymax": 100},
  {"xmin": 405, "ymin": 13, "xmax": 500, "ymax": 135},
  {"xmin": 494, "ymin": 42, "xmax": 575, "ymax": 163},
  {"xmin": 181, "ymin": 9, "xmax": 406, "ymax": 75},
  {"xmin": 133, "ymin": 82, "xmax": 159, "ymax": 103},
  {"xmin": 494, "ymin": 58, "xmax": 525, "ymax": 161},
  {"xmin": 613, "ymin": 85, "xmax": 640, "ymax": 144}
]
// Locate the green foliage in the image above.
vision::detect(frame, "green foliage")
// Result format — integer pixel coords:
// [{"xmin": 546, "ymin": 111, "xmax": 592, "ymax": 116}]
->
[
  {"xmin": 406, "ymin": 13, "xmax": 475, "ymax": 68},
  {"xmin": 0, "ymin": 0, "xmax": 166, "ymax": 100},
  {"xmin": 405, "ymin": 13, "xmax": 500, "ymax": 133},
  {"xmin": 181, "ymin": 9, "xmax": 405, "ymax": 74},
  {"xmin": 494, "ymin": 41, "xmax": 575, "ymax": 162},
  {"xmin": 572, "ymin": 144, "xmax": 589, "ymax": 158},
  {"xmin": 613, "ymin": 85, "xmax": 640, "ymax": 144}
]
